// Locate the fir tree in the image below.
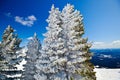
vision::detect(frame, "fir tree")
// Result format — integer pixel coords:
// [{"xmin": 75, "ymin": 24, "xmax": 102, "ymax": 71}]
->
[
  {"xmin": 24, "ymin": 33, "xmax": 41, "ymax": 80},
  {"xmin": 35, "ymin": 5, "xmax": 68, "ymax": 80},
  {"xmin": 0, "ymin": 25, "xmax": 23, "ymax": 79},
  {"xmin": 61, "ymin": 4, "xmax": 96, "ymax": 80},
  {"xmin": 0, "ymin": 41, "xmax": 7, "ymax": 79}
]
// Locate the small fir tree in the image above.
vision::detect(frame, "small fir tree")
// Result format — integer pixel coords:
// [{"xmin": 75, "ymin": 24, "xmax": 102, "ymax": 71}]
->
[
  {"xmin": 24, "ymin": 33, "xmax": 41, "ymax": 80},
  {"xmin": 0, "ymin": 25, "xmax": 23, "ymax": 79}
]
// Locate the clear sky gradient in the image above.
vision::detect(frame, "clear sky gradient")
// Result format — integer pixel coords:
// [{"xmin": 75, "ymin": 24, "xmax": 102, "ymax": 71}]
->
[{"xmin": 0, "ymin": 0, "xmax": 120, "ymax": 48}]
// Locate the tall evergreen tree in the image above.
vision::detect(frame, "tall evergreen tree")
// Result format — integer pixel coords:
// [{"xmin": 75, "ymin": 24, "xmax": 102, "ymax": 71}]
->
[
  {"xmin": 35, "ymin": 4, "xmax": 96, "ymax": 80},
  {"xmin": 35, "ymin": 5, "xmax": 68, "ymax": 80},
  {"xmin": 0, "ymin": 25, "xmax": 23, "ymax": 79},
  {"xmin": 24, "ymin": 33, "xmax": 41, "ymax": 80},
  {"xmin": 61, "ymin": 4, "xmax": 96, "ymax": 80}
]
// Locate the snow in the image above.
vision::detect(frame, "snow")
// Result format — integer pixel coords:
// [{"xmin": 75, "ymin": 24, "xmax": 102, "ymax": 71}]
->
[
  {"xmin": 7, "ymin": 74, "xmax": 21, "ymax": 78},
  {"xmin": 15, "ymin": 48, "xmax": 27, "ymax": 70},
  {"xmin": 15, "ymin": 59, "xmax": 27, "ymax": 70},
  {"xmin": 95, "ymin": 68, "xmax": 120, "ymax": 80}
]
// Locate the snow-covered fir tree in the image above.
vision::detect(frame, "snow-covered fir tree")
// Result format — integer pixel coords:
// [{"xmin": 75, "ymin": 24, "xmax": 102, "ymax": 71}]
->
[
  {"xmin": 61, "ymin": 4, "xmax": 96, "ymax": 80},
  {"xmin": 35, "ymin": 5, "xmax": 68, "ymax": 80},
  {"xmin": 0, "ymin": 42, "xmax": 3, "ymax": 70},
  {"xmin": 35, "ymin": 4, "xmax": 96, "ymax": 80},
  {"xmin": 0, "ymin": 25, "xmax": 23, "ymax": 79},
  {"xmin": 0, "ymin": 41, "xmax": 7, "ymax": 79},
  {"xmin": 34, "ymin": 46, "xmax": 50, "ymax": 80},
  {"xmin": 23, "ymin": 33, "xmax": 41, "ymax": 80}
]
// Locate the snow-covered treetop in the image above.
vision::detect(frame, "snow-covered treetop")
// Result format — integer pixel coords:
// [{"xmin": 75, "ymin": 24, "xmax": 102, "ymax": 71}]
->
[
  {"xmin": 1, "ymin": 25, "xmax": 21, "ymax": 53},
  {"xmin": 62, "ymin": 4, "xmax": 74, "ymax": 14},
  {"xmin": 34, "ymin": 32, "xmax": 37, "ymax": 38},
  {"xmin": 43, "ymin": 4, "xmax": 62, "ymax": 44},
  {"xmin": 27, "ymin": 33, "xmax": 41, "ymax": 52},
  {"xmin": 26, "ymin": 33, "xmax": 41, "ymax": 62}
]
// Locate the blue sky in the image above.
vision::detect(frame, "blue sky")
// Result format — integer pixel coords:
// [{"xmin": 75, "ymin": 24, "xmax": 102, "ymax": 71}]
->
[{"xmin": 0, "ymin": 0, "xmax": 120, "ymax": 48}]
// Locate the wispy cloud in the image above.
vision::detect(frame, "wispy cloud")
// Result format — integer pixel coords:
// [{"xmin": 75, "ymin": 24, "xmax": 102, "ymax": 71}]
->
[
  {"xmin": 99, "ymin": 54, "xmax": 112, "ymax": 58},
  {"xmin": 15, "ymin": 15, "xmax": 37, "ymax": 27},
  {"xmin": 27, "ymin": 37, "xmax": 33, "ymax": 40},
  {"xmin": 4, "ymin": 12, "xmax": 12, "ymax": 17},
  {"xmin": 92, "ymin": 40, "xmax": 120, "ymax": 49}
]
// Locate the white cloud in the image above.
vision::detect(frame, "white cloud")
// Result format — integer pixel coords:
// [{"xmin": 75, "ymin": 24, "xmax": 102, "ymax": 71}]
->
[
  {"xmin": 15, "ymin": 15, "xmax": 37, "ymax": 27},
  {"xmin": 93, "ymin": 42, "xmax": 105, "ymax": 46},
  {"xmin": 92, "ymin": 40, "xmax": 120, "ymax": 49},
  {"xmin": 27, "ymin": 37, "xmax": 33, "ymax": 40},
  {"xmin": 112, "ymin": 40, "xmax": 120, "ymax": 44}
]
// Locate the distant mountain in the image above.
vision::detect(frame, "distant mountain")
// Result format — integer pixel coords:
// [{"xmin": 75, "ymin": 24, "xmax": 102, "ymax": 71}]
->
[{"xmin": 91, "ymin": 49, "xmax": 120, "ymax": 68}]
